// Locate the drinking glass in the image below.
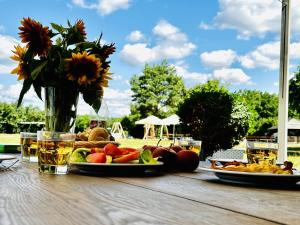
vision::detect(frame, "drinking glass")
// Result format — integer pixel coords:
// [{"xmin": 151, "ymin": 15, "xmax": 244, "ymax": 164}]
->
[
  {"xmin": 20, "ymin": 132, "xmax": 38, "ymax": 162},
  {"xmin": 246, "ymin": 141, "xmax": 278, "ymax": 165},
  {"xmin": 37, "ymin": 131, "xmax": 76, "ymax": 174},
  {"xmin": 178, "ymin": 138, "xmax": 202, "ymax": 155}
]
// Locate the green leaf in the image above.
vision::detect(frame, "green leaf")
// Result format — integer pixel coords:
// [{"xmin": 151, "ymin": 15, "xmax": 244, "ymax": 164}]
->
[
  {"xmin": 50, "ymin": 23, "xmax": 66, "ymax": 33},
  {"xmin": 17, "ymin": 79, "xmax": 33, "ymax": 107},
  {"xmin": 33, "ymin": 82, "xmax": 42, "ymax": 100},
  {"xmin": 82, "ymin": 90, "xmax": 102, "ymax": 113},
  {"xmin": 31, "ymin": 61, "xmax": 47, "ymax": 80},
  {"xmin": 139, "ymin": 150, "xmax": 157, "ymax": 164}
]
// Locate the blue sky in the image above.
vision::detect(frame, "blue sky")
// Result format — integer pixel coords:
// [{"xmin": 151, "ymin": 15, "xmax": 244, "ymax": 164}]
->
[{"xmin": 1, "ymin": 0, "xmax": 300, "ymax": 117}]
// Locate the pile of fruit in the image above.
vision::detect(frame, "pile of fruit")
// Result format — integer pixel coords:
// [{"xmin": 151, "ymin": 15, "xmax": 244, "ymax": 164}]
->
[
  {"xmin": 70, "ymin": 143, "xmax": 201, "ymax": 171},
  {"xmin": 143, "ymin": 144, "xmax": 200, "ymax": 171},
  {"xmin": 70, "ymin": 143, "xmax": 156, "ymax": 164}
]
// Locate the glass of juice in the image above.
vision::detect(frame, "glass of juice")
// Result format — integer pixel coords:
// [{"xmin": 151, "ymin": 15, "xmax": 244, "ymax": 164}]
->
[
  {"xmin": 37, "ymin": 131, "xmax": 76, "ymax": 174},
  {"xmin": 246, "ymin": 141, "xmax": 278, "ymax": 165},
  {"xmin": 20, "ymin": 132, "xmax": 38, "ymax": 162}
]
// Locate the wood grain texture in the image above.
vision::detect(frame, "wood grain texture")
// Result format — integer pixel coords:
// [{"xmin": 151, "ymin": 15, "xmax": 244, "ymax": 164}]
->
[
  {"xmin": 111, "ymin": 170, "xmax": 300, "ymax": 225},
  {"xmin": 0, "ymin": 163, "xmax": 278, "ymax": 225}
]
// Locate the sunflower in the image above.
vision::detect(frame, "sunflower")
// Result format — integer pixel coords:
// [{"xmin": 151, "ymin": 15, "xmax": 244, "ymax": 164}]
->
[
  {"xmin": 18, "ymin": 17, "xmax": 52, "ymax": 56},
  {"xmin": 97, "ymin": 68, "xmax": 112, "ymax": 88},
  {"xmin": 10, "ymin": 45, "xmax": 30, "ymax": 80},
  {"xmin": 76, "ymin": 19, "xmax": 86, "ymax": 38},
  {"xmin": 65, "ymin": 51, "xmax": 102, "ymax": 85}
]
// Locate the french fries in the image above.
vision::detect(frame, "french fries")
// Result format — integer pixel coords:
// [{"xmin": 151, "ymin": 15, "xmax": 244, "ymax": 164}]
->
[{"xmin": 210, "ymin": 160, "xmax": 293, "ymax": 174}]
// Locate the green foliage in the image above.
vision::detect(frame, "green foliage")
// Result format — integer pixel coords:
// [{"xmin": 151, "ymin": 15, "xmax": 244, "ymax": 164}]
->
[
  {"xmin": 130, "ymin": 60, "xmax": 187, "ymax": 118},
  {"xmin": 289, "ymin": 67, "xmax": 300, "ymax": 118},
  {"xmin": 121, "ymin": 114, "xmax": 144, "ymax": 138},
  {"xmin": 178, "ymin": 80, "xmax": 249, "ymax": 160},
  {"xmin": 75, "ymin": 115, "xmax": 91, "ymax": 133},
  {"xmin": 0, "ymin": 102, "xmax": 44, "ymax": 133},
  {"xmin": 234, "ymin": 90, "xmax": 278, "ymax": 135}
]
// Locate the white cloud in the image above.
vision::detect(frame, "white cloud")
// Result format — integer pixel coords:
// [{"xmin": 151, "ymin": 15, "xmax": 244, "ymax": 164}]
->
[
  {"xmin": 204, "ymin": 0, "xmax": 300, "ymax": 40},
  {"xmin": 0, "ymin": 83, "xmax": 43, "ymax": 107},
  {"xmin": 212, "ymin": 68, "xmax": 251, "ymax": 85},
  {"xmin": 103, "ymin": 88, "xmax": 132, "ymax": 117},
  {"xmin": 173, "ymin": 61, "xmax": 211, "ymax": 84},
  {"xmin": 0, "ymin": 83, "xmax": 132, "ymax": 117},
  {"xmin": 200, "ymin": 49, "xmax": 237, "ymax": 69},
  {"xmin": 126, "ymin": 30, "xmax": 144, "ymax": 42},
  {"xmin": 0, "ymin": 34, "xmax": 20, "ymax": 74},
  {"xmin": 239, "ymin": 41, "xmax": 300, "ymax": 70},
  {"xmin": 120, "ymin": 20, "xmax": 196, "ymax": 66},
  {"xmin": 71, "ymin": 0, "xmax": 131, "ymax": 15},
  {"xmin": 198, "ymin": 22, "xmax": 214, "ymax": 30},
  {"xmin": 120, "ymin": 43, "xmax": 157, "ymax": 66}
]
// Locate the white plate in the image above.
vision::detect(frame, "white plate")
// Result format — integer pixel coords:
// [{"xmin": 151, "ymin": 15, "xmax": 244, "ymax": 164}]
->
[
  {"xmin": 199, "ymin": 167, "xmax": 300, "ymax": 185},
  {"xmin": 70, "ymin": 161, "xmax": 164, "ymax": 174},
  {"xmin": 0, "ymin": 155, "xmax": 17, "ymax": 163}
]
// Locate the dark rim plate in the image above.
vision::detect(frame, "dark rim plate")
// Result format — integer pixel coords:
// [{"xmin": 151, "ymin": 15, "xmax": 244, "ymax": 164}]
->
[
  {"xmin": 199, "ymin": 167, "xmax": 300, "ymax": 185},
  {"xmin": 0, "ymin": 155, "xmax": 17, "ymax": 163},
  {"xmin": 70, "ymin": 162, "xmax": 164, "ymax": 174}
]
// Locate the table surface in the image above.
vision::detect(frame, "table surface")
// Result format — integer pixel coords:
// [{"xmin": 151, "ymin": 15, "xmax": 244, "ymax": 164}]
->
[{"xmin": 1, "ymin": 157, "xmax": 299, "ymax": 225}]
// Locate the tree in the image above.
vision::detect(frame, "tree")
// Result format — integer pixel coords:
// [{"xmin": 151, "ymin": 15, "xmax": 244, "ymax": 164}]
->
[
  {"xmin": 234, "ymin": 90, "xmax": 278, "ymax": 135},
  {"xmin": 289, "ymin": 66, "xmax": 300, "ymax": 118},
  {"xmin": 130, "ymin": 60, "xmax": 186, "ymax": 119},
  {"xmin": 178, "ymin": 80, "xmax": 249, "ymax": 160},
  {"xmin": 0, "ymin": 102, "xmax": 44, "ymax": 133}
]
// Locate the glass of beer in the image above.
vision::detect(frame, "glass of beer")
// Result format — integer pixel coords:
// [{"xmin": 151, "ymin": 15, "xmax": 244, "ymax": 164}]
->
[
  {"xmin": 246, "ymin": 141, "xmax": 278, "ymax": 165},
  {"xmin": 37, "ymin": 131, "xmax": 76, "ymax": 174},
  {"xmin": 20, "ymin": 132, "xmax": 38, "ymax": 162}
]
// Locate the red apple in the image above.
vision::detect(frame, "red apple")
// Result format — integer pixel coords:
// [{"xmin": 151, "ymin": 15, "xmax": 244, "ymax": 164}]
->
[
  {"xmin": 153, "ymin": 147, "xmax": 177, "ymax": 169},
  {"xmin": 142, "ymin": 145, "xmax": 157, "ymax": 152},
  {"xmin": 86, "ymin": 153, "xmax": 107, "ymax": 163},
  {"xmin": 177, "ymin": 150, "xmax": 200, "ymax": 171},
  {"xmin": 170, "ymin": 145, "xmax": 183, "ymax": 153}
]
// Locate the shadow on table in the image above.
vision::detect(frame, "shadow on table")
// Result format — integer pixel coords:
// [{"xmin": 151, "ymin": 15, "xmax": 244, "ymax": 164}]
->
[
  {"xmin": 202, "ymin": 178, "xmax": 300, "ymax": 190},
  {"xmin": 70, "ymin": 168, "xmax": 166, "ymax": 178}
]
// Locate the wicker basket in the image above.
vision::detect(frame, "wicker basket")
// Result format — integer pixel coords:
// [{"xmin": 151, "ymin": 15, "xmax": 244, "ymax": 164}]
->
[{"xmin": 74, "ymin": 141, "xmax": 120, "ymax": 149}]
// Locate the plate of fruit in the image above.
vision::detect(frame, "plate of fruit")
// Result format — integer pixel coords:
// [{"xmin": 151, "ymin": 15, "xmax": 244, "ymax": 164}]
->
[{"xmin": 69, "ymin": 143, "xmax": 163, "ymax": 174}]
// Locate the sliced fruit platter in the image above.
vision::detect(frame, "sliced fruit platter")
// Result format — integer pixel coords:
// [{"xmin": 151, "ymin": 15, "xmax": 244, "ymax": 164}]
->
[
  {"xmin": 70, "ymin": 143, "xmax": 157, "ymax": 164},
  {"xmin": 69, "ymin": 143, "xmax": 163, "ymax": 173}
]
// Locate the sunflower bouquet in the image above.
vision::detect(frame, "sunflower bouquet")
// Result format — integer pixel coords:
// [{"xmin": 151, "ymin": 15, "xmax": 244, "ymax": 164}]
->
[{"xmin": 11, "ymin": 18, "xmax": 115, "ymax": 132}]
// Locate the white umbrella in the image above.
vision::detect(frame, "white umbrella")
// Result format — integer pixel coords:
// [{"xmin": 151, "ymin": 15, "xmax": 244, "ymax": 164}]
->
[
  {"xmin": 135, "ymin": 116, "xmax": 162, "ymax": 139},
  {"xmin": 135, "ymin": 115, "xmax": 162, "ymax": 125},
  {"xmin": 278, "ymin": 0, "xmax": 290, "ymax": 163},
  {"xmin": 160, "ymin": 114, "xmax": 180, "ymax": 140}
]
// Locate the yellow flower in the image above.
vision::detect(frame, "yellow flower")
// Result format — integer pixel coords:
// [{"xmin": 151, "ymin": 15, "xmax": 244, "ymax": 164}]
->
[
  {"xmin": 97, "ymin": 67, "xmax": 112, "ymax": 88},
  {"xmin": 10, "ymin": 45, "xmax": 29, "ymax": 80},
  {"xmin": 18, "ymin": 17, "xmax": 52, "ymax": 56},
  {"xmin": 65, "ymin": 52, "xmax": 102, "ymax": 85}
]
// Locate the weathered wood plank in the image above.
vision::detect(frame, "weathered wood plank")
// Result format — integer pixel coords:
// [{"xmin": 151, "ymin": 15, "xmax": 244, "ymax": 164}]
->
[
  {"xmin": 110, "ymin": 171, "xmax": 300, "ymax": 225},
  {"xmin": 0, "ymin": 164, "xmax": 277, "ymax": 225}
]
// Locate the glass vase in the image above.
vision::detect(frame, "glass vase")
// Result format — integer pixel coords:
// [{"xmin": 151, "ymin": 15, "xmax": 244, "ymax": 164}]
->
[{"xmin": 44, "ymin": 86, "xmax": 79, "ymax": 133}]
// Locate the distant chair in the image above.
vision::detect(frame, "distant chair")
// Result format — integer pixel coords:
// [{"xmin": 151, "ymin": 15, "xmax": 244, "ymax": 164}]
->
[{"xmin": 111, "ymin": 122, "xmax": 126, "ymax": 139}]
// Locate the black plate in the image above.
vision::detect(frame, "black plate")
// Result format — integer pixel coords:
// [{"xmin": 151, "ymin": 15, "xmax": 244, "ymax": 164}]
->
[
  {"xmin": 70, "ymin": 162, "xmax": 164, "ymax": 174},
  {"xmin": 199, "ymin": 167, "xmax": 300, "ymax": 185}
]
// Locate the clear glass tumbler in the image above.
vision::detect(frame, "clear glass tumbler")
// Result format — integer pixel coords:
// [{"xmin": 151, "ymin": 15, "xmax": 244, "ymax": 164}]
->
[{"xmin": 37, "ymin": 131, "xmax": 76, "ymax": 174}]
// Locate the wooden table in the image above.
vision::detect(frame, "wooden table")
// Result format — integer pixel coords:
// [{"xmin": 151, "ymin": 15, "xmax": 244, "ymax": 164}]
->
[{"xmin": 0, "ymin": 159, "xmax": 299, "ymax": 225}]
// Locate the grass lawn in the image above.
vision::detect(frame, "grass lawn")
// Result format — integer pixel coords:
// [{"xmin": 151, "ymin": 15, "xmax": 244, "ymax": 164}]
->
[{"xmin": 1, "ymin": 133, "xmax": 300, "ymax": 169}]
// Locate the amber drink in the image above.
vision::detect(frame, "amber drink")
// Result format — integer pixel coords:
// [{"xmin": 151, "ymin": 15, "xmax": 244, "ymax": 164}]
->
[
  {"xmin": 37, "ymin": 131, "xmax": 76, "ymax": 174},
  {"xmin": 246, "ymin": 141, "xmax": 278, "ymax": 165},
  {"xmin": 20, "ymin": 132, "xmax": 38, "ymax": 162}
]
